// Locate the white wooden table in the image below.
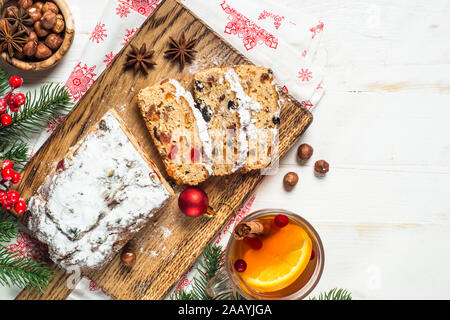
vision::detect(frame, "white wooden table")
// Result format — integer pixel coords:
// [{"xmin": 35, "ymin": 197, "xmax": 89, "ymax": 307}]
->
[{"xmin": 0, "ymin": 0, "xmax": 449, "ymax": 299}]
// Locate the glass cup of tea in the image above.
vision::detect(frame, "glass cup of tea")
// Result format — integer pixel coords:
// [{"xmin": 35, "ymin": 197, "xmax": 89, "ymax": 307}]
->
[{"xmin": 206, "ymin": 209, "xmax": 324, "ymax": 300}]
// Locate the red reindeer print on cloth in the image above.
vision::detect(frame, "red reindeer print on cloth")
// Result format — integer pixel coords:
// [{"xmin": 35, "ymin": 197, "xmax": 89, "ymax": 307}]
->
[
  {"xmin": 90, "ymin": 22, "xmax": 108, "ymax": 43},
  {"xmin": 104, "ymin": 52, "xmax": 117, "ymax": 67},
  {"xmin": 220, "ymin": 1, "xmax": 278, "ymax": 51},
  {"xmin": 301, "ymin": 100, "xmax": 314, "ymax": 110},
  {"xmin": 5, "ymin": 232, "xmax": 49, "ymax": 262},
  {"xmin": 258, "ymin": 10, "xmax": 285, "ymax": 30},
  {"xmin": 46, "ymin": 115, "xmax": 66, "ymax": 133},
  {"xmin": 298, "ymin": 68, "xmax": 312, "ymax": 82},
  {"xmin": 116, "ymin": 0, "xmax": 160, "ymax": 18},
  {"xmin": 65, "ymin": 63, "xmax": 97, "ymax": 102},
  {"xmin": 310, "ymin": 21, "xmax": 324, "ymax": 39},
  {"xmin": 121, "ymin": 28, "xmax": 138, "ymax": 46}
]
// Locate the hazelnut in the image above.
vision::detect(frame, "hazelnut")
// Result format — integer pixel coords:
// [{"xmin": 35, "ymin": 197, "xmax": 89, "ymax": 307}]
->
[
  {"xmin": 34, "ymin": 21, "xmax": 49, "ymax": 37},
  {"xmin": 32, "ymin": 1, "xmax": 44, "ymax": 11},
  {"xmin": 5, "ymin": 6, "xmax": 19, "ymax": 18},
  {"xmin": 18, "ymin": 0, "xmax": 33, "ymax": 9},
  {"xmin": 27, "ymin": 7, "xmax": 42, "ymax": 22},
  {"xmin": 44, "ymin": 33, "xmax": 62, "ymax": 50},
  {"xmin": 42, "ymin": 2, "xmax": 59, "ymax": 14},
  {"xmin": 23, "ymin": 40, "xmax": 38, "ymax": 57},
  {"xmin": 27, "ymin": 31, "xmax": 38, "ymax": 42},
  {"xmin": 297, "ymin": 143, "xmax": 314, "ymax": 161},
  {"xmin": 121, "ymin": 251, "xmax": 136, "ymax": 268},
  {"xmin": 283, "ymin": 172, "xmax": 299, "ymax": 189},
  {"xmin": 34, "ymin": 42, "xmax": 52, "ymax": 60},
  {"xmin": 52, "ymin": 14, "xmax": 65, "ymax": 33},
  {"xmin": 314, "ymin": 160, "xmax": 330, "ymax": 175},
  {"xmin": 40, "ymin": 11, "xmax": 56, "ymax": 29}
]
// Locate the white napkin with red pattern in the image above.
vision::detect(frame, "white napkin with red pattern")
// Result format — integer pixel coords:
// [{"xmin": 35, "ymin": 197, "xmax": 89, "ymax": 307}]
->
[{"xmin": 9, "ymin": 0, "xmax": 325, "ymax": 300}]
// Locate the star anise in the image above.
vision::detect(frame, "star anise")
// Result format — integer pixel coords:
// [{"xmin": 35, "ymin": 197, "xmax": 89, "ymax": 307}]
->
[
  {"xmin": 0, "ymin": 21, "xmax": 27, "ymax": 58},
  {"xmin": 164, "ymin": 32, "xmax": 197, "ymax": 70},
  {"xmin": 124, "ymin": 43, "xmax": 157, "ymax": 74},
  {"xmin": 4, "ymin": 7, "xmax": 33, "ymax": 35}
]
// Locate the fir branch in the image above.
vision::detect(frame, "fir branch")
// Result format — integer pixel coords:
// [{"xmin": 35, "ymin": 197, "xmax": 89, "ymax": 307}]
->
[
  {"xmin": 0, "ymin": 69, "xmax": 10, "ymax": 97},
  {"xmin": 0, "ymin": 247, "xmax": 53, "ymax": 292},
  {"xmin": 0, "ymin": 83, "xmax": 72, "ymax": 145},
  {"xmin": 0, "ymin": 211, "xmax": 18, "ymax": 243},
  {"xmin": 0, "ymin": 140, "xmax": 29, "ymax": 169},
  {"xmin": 309, "ymin": 288, "xmax": 352, "ymax": 300}
]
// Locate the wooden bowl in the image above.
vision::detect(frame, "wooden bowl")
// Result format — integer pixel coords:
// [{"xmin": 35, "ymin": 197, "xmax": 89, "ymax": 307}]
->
[{"xmin": 0, "ymin": 0, "xmax": 74, "ymax": 71}]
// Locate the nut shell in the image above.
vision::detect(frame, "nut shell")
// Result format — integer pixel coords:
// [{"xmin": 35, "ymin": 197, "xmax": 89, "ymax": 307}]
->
[
  {"xmin": 23, "ymin": 40, "xmax": 37, "ymax": 57},
  {"xmin": 34, "ymin": 42, "xmax": 52, "ymax": 60},
  {"xmin": 283, "ymin": 172, "xmax": 299, "ymax": 188},
  {"xmin": 314, "ymin": 160, "xmax": 330, "ymax": 174},
  {"xmin": 297, "ymin": 143, "xmax": 314, "ymax": 161},
  {"xmin": 40, "ymin": 11, "xmax": 57, "ymax": 30},
  {"xmin": 44, "ymin": 33, "xmax": 62, "ymax": 50}
]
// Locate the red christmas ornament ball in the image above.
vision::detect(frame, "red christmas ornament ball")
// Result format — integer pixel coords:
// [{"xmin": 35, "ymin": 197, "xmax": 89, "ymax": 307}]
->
[{"xmin": 178, "ymin": 187, "xmax": 209, "ymax": 217}]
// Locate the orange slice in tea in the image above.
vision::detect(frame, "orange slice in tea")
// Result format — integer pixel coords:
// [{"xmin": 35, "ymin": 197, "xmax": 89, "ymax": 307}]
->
[{"xmin": 239, "ymin": 223, "xmax": 312, "ymax": 292}]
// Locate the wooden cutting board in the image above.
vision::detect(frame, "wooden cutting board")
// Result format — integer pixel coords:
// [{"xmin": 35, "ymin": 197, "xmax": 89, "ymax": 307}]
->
[{"xmin": 14, "ymin": 0, "xmax": 312, "ymax": 300}]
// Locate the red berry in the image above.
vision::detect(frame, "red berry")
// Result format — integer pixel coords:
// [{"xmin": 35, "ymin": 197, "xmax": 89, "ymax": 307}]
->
[
  {"xmin": 14, "ymin": 200, "xmax": 27, "ymax": 214},
  {"xmin": 13, "ymin": 92, "xmax": 26, "ymax": 107},
  {"xmin": 6, "ymin": 190, "xmax": 20, "ymax": 204},
  {"xmin": 1, "ymin": 168, "xmax": 13, "ymax": 181},
  {"xmin": 0, "ymin": 190, "xmax": 6, "ymax": 201},
  {"xmin": 9, "ymin": 76, "xmax": 23, "ymax": 89},
  {"xmin": 274, "ymin": 214, "xmax": 289, "ymax": 228},
  {"xmin": 1, "ymin": 198, "xmax": 13, "ymax": 211},
  {"xmin": 5, "ymin": 92, "xmax": 14, "ymax": 106},
  {"xmin": 11, "ymin": 172, "xmax": 21, "ymax": 184},
  {"xmin": 0, "ymin": 98, "xmax": 7, "ymax": 114},
  {"xmin": 244, "ymin": 236, "xmax": 263, "ymax": 250},
  {"xmin": 234, "ymin": 259, "xmax": 247, "ymax": 272},
  {"xmin": 2, "ymin": 159, "xmax": 14, "ymax": 170},
  {"xmin": 0, "ymin": 113, "xmax": 12, "ymax": 126}
]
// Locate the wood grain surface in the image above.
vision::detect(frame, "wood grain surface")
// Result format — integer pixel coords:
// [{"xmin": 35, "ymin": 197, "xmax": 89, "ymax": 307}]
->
[{"xmin": 14, "ymin": 0, "xmax": 312, "ymax": 300}]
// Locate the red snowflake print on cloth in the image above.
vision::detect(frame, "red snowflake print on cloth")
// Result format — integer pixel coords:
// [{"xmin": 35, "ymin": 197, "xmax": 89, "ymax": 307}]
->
[
  {"xmin": 121, "ymin": 28, "xmax": 138, "ymax": 46},
  {"xmin": 175, "ymin": 265, "xmax": 193, "ymax": 293},
  {"xmin": 90, "ymin": 22, "xmax": 107, "ymax": 43},
  {"xmin": 214, "ymin": 195, "xmax": 256, "ymax": 245},
  {"xmin": 65, "ymin": 62, "xmax": 97, "ymax": 102},
  {"xmin": 310, "ymin": 21, "xmax": 324, "ymax": 39},
  {"xmin": 220, "ymin": 1, "xmax": 278, "ymax": 51},
  {"xmin": 5, "ymin": 232, "xmax": 49, "ymax": 262},
  {"xmin": 298, "ymin": 68, "xmax": 313, "ymax": 82},
  {"xmin": 104, "ymin": 51, "xmax": 117, "ymax": 67},
  {"xmin": 116, "ymin": 0, "xmax": 160, "ymax": 18},
  {"xmin": 46, "ymin": 114, "xmax": 66, "ymax": 133},
  {"xmin": 258, "ymin": 10, "xmax": 285, "ymax": 30}
]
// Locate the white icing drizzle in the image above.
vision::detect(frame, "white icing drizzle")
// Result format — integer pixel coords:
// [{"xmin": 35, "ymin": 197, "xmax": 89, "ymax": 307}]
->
[
  {"xmin": 224, "ymin": 68, "xmax": 261, "ymax": 172},
  {"xmin": 168, "ymin": 79, "xmax": 213, "ymax": 175},
  {"xmin": 27, "ymin": 113, "xmax": 170, "ymax": 270}
]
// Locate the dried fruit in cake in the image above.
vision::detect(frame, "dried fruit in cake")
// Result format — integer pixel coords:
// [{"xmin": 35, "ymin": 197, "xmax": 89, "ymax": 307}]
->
[
  {"xmin": 193, "ymin": 66, "xmax": 281, "ymax": 175},
  {"xmin": 137, "ymin": 79, "xmax": 212, "ymax": 185}
]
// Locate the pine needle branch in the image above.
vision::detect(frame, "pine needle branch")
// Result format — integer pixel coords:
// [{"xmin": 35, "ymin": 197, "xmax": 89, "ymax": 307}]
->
[
  {"xmin": 0, "ymin": 211, "xmax": 18, "ymax": 243},
  {"xmin": 309, "ymin": 288, "xmax": 353, "ymax": 300},
  {"xmin": 0, "ymin": 69, "xmax": 10, "ymax": 97},
  {"xmin": 0, "ymin": 83, "xmax": 72, "ymax": 144},
  {"xmin": 0, "ymin": 140, "xmax": 29, "ymax": 169},
  {"xmin": 0, "ymin": 247, "xmax": 53, "ymax": 292}
]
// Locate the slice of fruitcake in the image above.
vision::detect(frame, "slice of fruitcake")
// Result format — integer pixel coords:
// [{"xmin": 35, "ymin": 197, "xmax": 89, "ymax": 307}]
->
[
  {"xmin": 137, "ymin": 79, "xmax": 212, "ymax": 185},
  {"xmin": 194, "ymin": 66, "xmax": 281, "ymax": 173}
]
